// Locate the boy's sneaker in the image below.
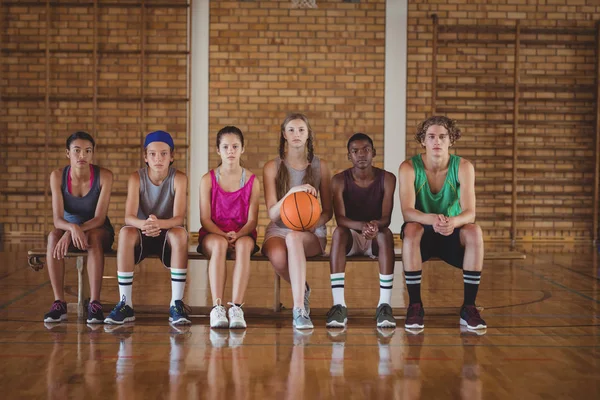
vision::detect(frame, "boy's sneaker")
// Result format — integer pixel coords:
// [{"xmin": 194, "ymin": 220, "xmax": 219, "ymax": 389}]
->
[
  {"xmin": 293, "ymin": 307, "xmax": 314, "ymax": 330},
  {"xmin": 210, "ymin": 303, "xmax": 229, "ymax": 329},
  {"xmin": 375, "ymin": 303, "xmax": 396, "ymax": 328},
  {"xmin": 169, "ymin": 300, "xmax": 192, "ymax": 325},
  {"xmin": 460, "ymin": 305, "xmax": 487, "ymax": 330},
  {"xmin": 325, "ymin": 304, "xmax": 348, "ymax": 328},
  {"xmin": 104, "ymin": 298, "xmax": 135, "ymax": 325},
  {"xmin": 227, "ymin": 303, "xmax": 247, "ymax": 329},
  {"xmin": 86, "ymin": 300, "xmax": 105, "ymax": 324},
  {"xmin": 404, "ymin": 303, "xmax": 425, "ymax": 329},
  {"xmin": 44, "ymin": 300, "xmax": 68, "ymax": 323},
  {"xmin": 304, "ymin": 283, "xmax": 311, "ymax": 316}
]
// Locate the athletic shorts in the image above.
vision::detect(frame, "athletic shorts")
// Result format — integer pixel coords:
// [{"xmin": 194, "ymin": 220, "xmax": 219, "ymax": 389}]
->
[
  {"xmin": 401, "ymin": 222, "xmax": 467, "ymax": 268},
  {"xmin": 346, "ymin": 229, "xmax": 376, "ymax": 258},
  {"xmin": 133, "ymin": 227, "xmax": 187, "ymax": 269}
]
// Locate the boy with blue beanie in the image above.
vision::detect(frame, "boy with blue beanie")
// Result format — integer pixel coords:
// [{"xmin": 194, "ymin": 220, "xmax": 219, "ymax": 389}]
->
[{"xmin": 105, "ymin": 130, "xmax": 191, "ymax": 325}]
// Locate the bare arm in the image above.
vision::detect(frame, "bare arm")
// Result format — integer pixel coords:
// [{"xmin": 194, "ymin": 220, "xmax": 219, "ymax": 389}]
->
[
  {"xmin": 398, "ymin": 160, "xmax": 439, "ymax": 226},
  {"xmin": 157, "ymin": 171, "xmax": 187, "ymax": 230},
  {"xmin": 449, "ymin": 159, "xmax": 476, "ymax": 228},
  {"xmin": 316, "ymin": 160, "xmax": 333, "ymax": 227},
  {"xmin": 331, "ymin": 173, "xmax": 364, "ymax": 231},
  {"xmin": 199, "ymin": 171, "xmax": 227, "ymax": 237},
  {"xmin": 236, "ymin": 175, "xmax": 260, "ymax": 237},
  {"xmin": 124, "ymin": 172, "xmax": 145, "ymax": 229},
  {"xmin": 371, "ymin": 171, "xmax": 396, "ymax": 229},
  {"xmin": 50, "ymin": 168, "xmax": 74, "ymax": 232},
  {"xmin": 79, "ymin": 167, "xmax": 113, "ymax": 232}
]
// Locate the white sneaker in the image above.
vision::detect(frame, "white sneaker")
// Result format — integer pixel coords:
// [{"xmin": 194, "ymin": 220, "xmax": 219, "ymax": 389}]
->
[
  {"xmin": 210, "ymin": 299, "xmax": 228, "ymax": 329},
  {"xmin": 227, "ymin": 302, "xmax": 247, "ymax": 329}
]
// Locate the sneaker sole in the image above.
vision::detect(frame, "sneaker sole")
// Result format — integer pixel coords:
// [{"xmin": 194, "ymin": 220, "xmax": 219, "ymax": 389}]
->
[
  {"xmin": 104, "ymin": 316, "xmax": 136, "ymax": 325},
  {"xmin": 211, "ymin": 321, "xmax": 229, "ymax": 329},
  {"xmin": 229, "ymin": 321, "xmax": 247, "ymax": 329},
  {"xmin": 404, "ymin": 322, "xmax": 424, "ymax": 329},
  {"xmin": 43, "ymin": 314, "xmax": 67, "ymax": 323},
  {"xmin": 460, "ymin": 318, "xmax": 487, "ymax": 330},
  {"xmin": 294, "ymin": 323, "xmax": 314, "ymax": 330},
  {"xmin": 169, "ymin": 317, "xmax": 191, "ymax": 325},
  {"xmin": 377, "ymin": 320, "xmax": 396, "ymax": 328},
  {"xmin": 86, "ymin": 317, "xmax": 104, "ymax": 324},
  {"xmin": 325, "ymin": 318, "xmax": 347, "ymax": 328}
]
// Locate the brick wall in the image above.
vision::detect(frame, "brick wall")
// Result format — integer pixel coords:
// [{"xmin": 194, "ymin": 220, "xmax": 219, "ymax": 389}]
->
[
  {"xmin": 0, "ymin": 1, "xmax": 189, "ymax": 236},
  {"xmin": 208, "ymin": 0, "xmax": 386, "ymax": 238},
  {"xmin": 406, "ymin": 0, "xmax": 600, "ymax": 240},
  {"xmin": 1, "ymin": 0, "xmax": 599, "ymax": 241}
]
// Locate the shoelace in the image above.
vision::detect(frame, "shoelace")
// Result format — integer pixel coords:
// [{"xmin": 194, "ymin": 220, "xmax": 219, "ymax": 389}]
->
[
  {"xmin": 213, "ymin": 305, "xmax": 227, "ymax": 319},
  {"xmin": 89, "ymin": 301, "xmax": 102, "ymax": 314},
  {"xmin": 326, "ymin": 305, "xmax": 343, "ymax": 318},
  {"xmin": 227, "ymin": 302, "xmax": 244, "ymax": 319},
  {"xmin": 51, "ymin": 301, "xmax": 64, "ymax": 311},
  {"xmin": 175, "ymin": 301, "xmax": 192, "ymax": 316},
  {"xmin": 295, "ymin": 308, "xmax": 310, "ymax": 320}
]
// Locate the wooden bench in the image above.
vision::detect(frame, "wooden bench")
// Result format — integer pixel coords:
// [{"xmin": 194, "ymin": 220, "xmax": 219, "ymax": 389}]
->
[{"xmin": 27, "ymin": 246, "xmax": 526, "ymax": 316}]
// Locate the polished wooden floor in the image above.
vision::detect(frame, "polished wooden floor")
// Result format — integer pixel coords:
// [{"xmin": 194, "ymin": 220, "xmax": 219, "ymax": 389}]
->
[{"xmin": 0, "ymin": 240, "xmax": 598, "ymax": 399}]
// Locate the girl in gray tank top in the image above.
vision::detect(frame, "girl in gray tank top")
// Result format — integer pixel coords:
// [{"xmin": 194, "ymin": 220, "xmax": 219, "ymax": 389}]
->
[{"xmin": 261, "ymin": 113, "xmax": 333, "ymax": 330}]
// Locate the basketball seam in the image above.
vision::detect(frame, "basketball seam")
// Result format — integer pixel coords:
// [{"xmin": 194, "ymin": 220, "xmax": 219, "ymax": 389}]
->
[
  {"xmin": 293, "ymin": 192, "xmax": 306, "ymax": 231},
  {"xmin": 305, "ymin": 193, "xmax": 315, "ymax": 229},
  {"xmin": 282, "ymin": 197, "xmax": 302, "ymax": 230}
]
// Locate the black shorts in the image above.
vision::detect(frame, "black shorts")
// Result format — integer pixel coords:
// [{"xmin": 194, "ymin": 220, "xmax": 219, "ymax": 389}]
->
[
  {"xmin": 401, "ymin": 222, "xmax": 466, "ymax": 269},
  {"xmin": 134, "ymin": 228, "xmax": 173, "ymax": 268}
]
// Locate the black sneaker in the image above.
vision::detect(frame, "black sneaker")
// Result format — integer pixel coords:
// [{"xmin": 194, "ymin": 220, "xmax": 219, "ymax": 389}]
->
[
  {"xmin": 87, "ymin": 300, "xmax": 105, "ymax": 324},
  {"xmin": 44, "ymin": 300, "xmax": 67, "ymax": 323},
  {"xmin": 104, "ymin": 297, "xmax": 135, "ymax": 325},
  {"xmin": 169, "ymin": 300, "xmax": 192, "ymax": 325},
  {"xmin": 375, "ymin": 303, "xmax": 396, "ymax": 328},
  {"xmin": 325, "ymin": 304, "xmax": 348, "ymax": 328},
  {"xmin": 405, "ymin": 303, "xmax": 425, "ymax": 329}
]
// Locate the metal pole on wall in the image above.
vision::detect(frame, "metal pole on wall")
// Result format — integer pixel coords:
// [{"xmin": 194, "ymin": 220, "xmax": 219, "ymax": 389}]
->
[
  {"xmin": 594, "ymin": 22, "xmax": 600, "ymax": 245},
  {"xmin": 431, "ymin": 14, "xmax": 438, "ymax": 115},
  {"xmin": 511, "ymin": 20, "xmax": 521, "ymax": 249},
  {"xmin": 44, "ymin": 0, "xmax": 51, "ymax": 235}
]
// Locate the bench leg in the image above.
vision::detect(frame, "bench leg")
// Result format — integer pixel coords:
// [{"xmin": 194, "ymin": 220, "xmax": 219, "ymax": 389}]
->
[
  {"xmin": 76, "ymin": 256, "xmax": 90, "ymax": 318},
  {"xmin": 273, "ymin": 273, "xmax": 281, "ymax": 312}
]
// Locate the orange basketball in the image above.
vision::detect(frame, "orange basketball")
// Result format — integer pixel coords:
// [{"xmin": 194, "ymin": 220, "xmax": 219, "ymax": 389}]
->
[{"xmin": 281, "ymin": 191, "xmax": 322, "ymax": 231}]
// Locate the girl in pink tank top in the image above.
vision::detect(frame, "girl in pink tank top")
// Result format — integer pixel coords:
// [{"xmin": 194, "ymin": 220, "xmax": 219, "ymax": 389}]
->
[{"xmin": 198, "ymin": 126, "xmax": 260, "ymax": 329}]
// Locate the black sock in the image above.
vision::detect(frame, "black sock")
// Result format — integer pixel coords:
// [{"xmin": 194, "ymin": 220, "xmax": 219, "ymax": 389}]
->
[
  {"xmin": 404, "ymin": 270, "xmax": 422, "ymax": 305},
  {"xmin": 463, "ymin": 270, "xmax": 481, "ymax": 306}
]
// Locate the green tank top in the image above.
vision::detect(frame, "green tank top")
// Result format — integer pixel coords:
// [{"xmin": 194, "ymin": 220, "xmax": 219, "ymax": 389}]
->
[{"xmin": 412, "ymin": 154, "xmax": 462, "ymax": 217}]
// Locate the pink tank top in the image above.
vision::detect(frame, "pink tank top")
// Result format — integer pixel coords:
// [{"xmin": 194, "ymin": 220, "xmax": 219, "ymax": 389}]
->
[{"xmin": 198, "ymin": 169, "xmax": 257, "ymax": 244}]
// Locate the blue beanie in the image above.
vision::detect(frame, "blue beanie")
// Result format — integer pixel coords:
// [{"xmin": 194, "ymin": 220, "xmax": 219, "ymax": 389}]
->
[{"xmin": 144, "ymin": 130, "xmax": 174, "ymax": 150}]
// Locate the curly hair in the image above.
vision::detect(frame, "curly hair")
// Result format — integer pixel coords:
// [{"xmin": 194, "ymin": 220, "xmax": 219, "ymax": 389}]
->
[{"xmin": 415, "ymin": 116, "xmax": 462, "ymax": 146}]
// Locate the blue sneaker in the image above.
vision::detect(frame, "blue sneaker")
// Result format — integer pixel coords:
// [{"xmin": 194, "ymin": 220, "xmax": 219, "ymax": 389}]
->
[
  {"xmin": 104, "ymin": 297, "xmax": 135, "ymax": 325},
  {"xmin": 169, "ymin": 300, "xmax": 191, "ymax": 325}
]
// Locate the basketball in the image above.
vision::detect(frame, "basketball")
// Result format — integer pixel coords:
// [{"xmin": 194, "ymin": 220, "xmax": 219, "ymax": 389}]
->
[{"xmin": 280, "ymin": 191, "xmax": 321, "ymax": 231}]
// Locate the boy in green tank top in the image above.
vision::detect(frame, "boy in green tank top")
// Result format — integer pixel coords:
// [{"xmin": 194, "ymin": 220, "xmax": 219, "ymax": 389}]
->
[{"xmin": 398, "ymin": 116, "xmax": 486, "ymax": 332}]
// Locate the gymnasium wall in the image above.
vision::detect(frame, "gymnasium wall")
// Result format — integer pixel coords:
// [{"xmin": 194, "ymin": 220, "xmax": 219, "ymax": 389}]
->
[{"xmin": 1, "ymin": 0, "xmax": 599, "ymax": 242}]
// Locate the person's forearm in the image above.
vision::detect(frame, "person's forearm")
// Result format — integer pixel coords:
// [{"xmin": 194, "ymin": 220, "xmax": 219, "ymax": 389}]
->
[
  {"xmin": 157, "ymin": 216, "xmax": 185, "ymax": 230},
  {"xmin": 53, "ymin": 217, "xmax": 75, "ymax": 232},
  {"xmin": 450, "ymin": 210, "xmax": 475, "ymax": 228},
  {"xmin": 402, "ymin": 208, "xmax": 436, "ymax": 225},
  {"xmin": 124, "ymin": 215, "xmax": 146, "ymax": 229},
  {"xmin": 236, "ymin": 220, "xmax": 258, "ymax": 238},
  {"xmin": 373, "ymin": 216, "xmax": 391, "ymax": 229},
  {"xmin": 79, "ymin": 216, "xmax": 107, "ymax": 232},
  {"xmin": 335, "ymin": 215, "xmax": 365, "ymax": 231},
  {"xmin": 200, "ymin": 218, "xmax": 228, "ymax": 237}
]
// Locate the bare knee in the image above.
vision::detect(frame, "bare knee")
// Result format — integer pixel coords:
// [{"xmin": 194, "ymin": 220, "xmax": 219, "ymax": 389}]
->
[
  {"xmin": 376, "ymin": 227, "xmax": 394, "ymax": 247},
  {"xmin": 264, "ymin": 244, "xmax": 288, "ymax": 275},
  {"xmin": 461, "ymin": 224, "xmax": 483, "ymax": 247},
  {"xmin": 235, "ymin": 236, "xmax": 254, "ymax": 252},
  {"xmin": 118, "ymin": 226, "xmax": 139, "ymax": 247},
  {"xmin": 47, "ymin": 229, "xmax": 63, "ymax": 246},
  {"xmin": 285, "ymin": 231, "xmax": 304, "ymax": 248},
  {"xmin": 167, "ymin": 227, "xmax": 188, "ymax": 250},
  {"xmin": 332, "ymin": 226, "xmax": 350, "ymax": 247},
  {"xmin": 402, "ymin": 223, "xmax": 424, "ymax": 246},
  {"xmin": 205, "ymin": 235, "xmax": 229, "ymax": 256},
  {"xmin": 86, "ymin": 229, "xmax": 106, "ymax": 250}
]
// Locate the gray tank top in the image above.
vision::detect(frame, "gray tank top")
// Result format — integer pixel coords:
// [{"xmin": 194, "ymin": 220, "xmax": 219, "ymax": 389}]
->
[
  {"xmin": 61, "ymin": 165, "xmax": 113, "ymax": 235},
  {"xmin": 274, "ymin": 156, "xmax": 322, "ymax": 228},
  {"xmin": 137, "ymin": 167, "xmax": 176, "ymax": 220}
]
